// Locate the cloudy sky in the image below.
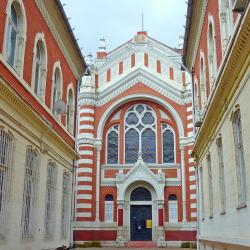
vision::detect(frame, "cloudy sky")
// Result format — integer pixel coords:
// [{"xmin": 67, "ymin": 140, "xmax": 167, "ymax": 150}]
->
[{"xmin": 61, "ymin": 0, "xmax": 187, "ymax": 58}]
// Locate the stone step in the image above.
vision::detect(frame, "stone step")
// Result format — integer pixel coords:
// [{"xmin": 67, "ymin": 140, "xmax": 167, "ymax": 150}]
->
[{"xmin": 125, "ymin": 241, "xmax": 157, "ymax": 248}]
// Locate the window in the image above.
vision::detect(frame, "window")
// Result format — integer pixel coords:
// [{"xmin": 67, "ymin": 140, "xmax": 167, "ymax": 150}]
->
[
  {"xmin": 219, "ymin": 0, "xmax": 233, "ymax": 53},
  {"xmin": 32, "ymin": 34, "xmax": 47, "ymax": 101},
  {"xmin": 216, "ymin": 136, "xmax": 226, "ymax": 213},
  {"xmin": 208, "ymin": 18, "xmax": 217, "ymax": 87},
  {"xmin": 168, "ymin": 194, "xmax": 178, "ymax": 223},
  {"xmin": 21, "ymin": 147, "xmax": 39, "ymax": 237},
  {"xmin": 0, "ymin": 129, "xmax": 14, "ymax": 238},
  {"xmin": 125, "ymin": 104, "xmax": 156, "ymax": 163},
  {"xmin": 66, "ymin": 88, "xmax": 74, "ymax": 134},
  {"xmin": 162, "ymin": 124, "xmax": 175, "ymax": 163},
  {"xmin": 51, "ymin": 65, "xmax": 62, "ymax": 116},
  {"xmin": 4, "ymin": 1, "xmax": 26, "ymax": 74},
  {"xmin": 200, "ymin": 55, "xmax": 207, "ymax": 111},
  {"xmin": 44, "ymin": 162, "xmax": 57, "ymax": 238},
  {"xmin": 206, "ymin": 153, "xmax": 213, "ymax": 218},
  {"xmin": 232, "ymin": 110, "xmax": 247, "ymax": 206},
  {"xmin": 61, "ymin": 171, "xmax": 70, "ymax": 238},
  {"xmin": 6, "ymin": 5, "xmax": 17, "ymax": 67},
  {"xmin": 107, "ymin": 125, "xmax": 119, "ymax": 164},
  {"xmin": 104, "ymin": 194, "xmax": 114, "ymax": 222},
  {"xmin": 131, "ymin": 187, "xmax": 151, "ymax": 201},
  {"xmin": 199, "ymin": 166, "xmax": 205, "ymax": 220}
]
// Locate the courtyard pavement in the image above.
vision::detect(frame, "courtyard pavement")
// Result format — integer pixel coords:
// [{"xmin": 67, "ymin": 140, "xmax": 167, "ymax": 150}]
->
[{"xmin": 76, "ymin": 248, "xmax": 188, "ymax": 250}]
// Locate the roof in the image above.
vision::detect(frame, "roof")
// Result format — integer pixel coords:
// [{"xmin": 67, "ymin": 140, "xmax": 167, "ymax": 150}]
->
[
  {"xmin": 182, "ymin": 0, "xmax": 193, "ymax": 68},
  {"xmin": 55, "ymin": 0, "xmax": 86, "ymax": 70}
]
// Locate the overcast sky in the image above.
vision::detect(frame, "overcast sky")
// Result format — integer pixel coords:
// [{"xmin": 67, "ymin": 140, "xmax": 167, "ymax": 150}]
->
[{"xmin": 61, "ymin": 0, "xmax": 187, "ymax": 58}]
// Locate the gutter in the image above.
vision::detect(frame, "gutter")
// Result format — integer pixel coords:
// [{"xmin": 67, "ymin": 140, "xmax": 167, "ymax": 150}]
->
[{"xmin": 182, "ymin": 0, "xmax": 193, "ymax": 66}]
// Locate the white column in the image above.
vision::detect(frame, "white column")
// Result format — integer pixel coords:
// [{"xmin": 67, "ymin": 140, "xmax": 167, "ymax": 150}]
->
[
  {"xmin": 95, "ymin": 146, "xmax": 101, "ymax": 222},
  {"xmin": 180, "ymin": 146, "xmax": 187, "ymax": 222}
]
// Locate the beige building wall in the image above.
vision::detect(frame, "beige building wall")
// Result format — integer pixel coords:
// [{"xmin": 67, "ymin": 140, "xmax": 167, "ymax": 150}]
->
[
  {"xmin": 0, "ymin": 92, "xmax": 73, "ymax": 250},
  {"xmin": 198, "ymin": 70, "xmax": 250, "ymax": 249}
]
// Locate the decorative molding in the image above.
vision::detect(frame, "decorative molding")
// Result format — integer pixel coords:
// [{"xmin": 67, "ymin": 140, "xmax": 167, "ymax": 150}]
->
[
  {"xmin": 179, "ymin": 136, "xmax": 194, "ymax": 146},
  {"xmin": 0, "ymin": 79, "xmax": 77, "ymax": 167},
  {"xmin": 35, "ymin": 0, "xmax": 80, "ymax": 79},
  {"xmin": 95, "ymin": 69, "xmax": 192, "ymax": 107}
]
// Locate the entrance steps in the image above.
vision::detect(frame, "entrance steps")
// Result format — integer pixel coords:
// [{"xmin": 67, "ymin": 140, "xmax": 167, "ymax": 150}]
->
[{"xmin": 125, "ymin": 241, "xmax": 157, "ymax": 248}]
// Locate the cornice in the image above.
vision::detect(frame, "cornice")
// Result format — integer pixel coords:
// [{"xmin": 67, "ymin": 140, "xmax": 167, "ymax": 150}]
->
[
  {"xmin": 95, "ymin": 69, "xmax": 192, "ymax": 107},
  {"xmin": 191, "ymin": 0, "xmax": 208, "ymax": 68},
  {"xmin": 184, "ymin": 0, "xmax": 208, "ymax": 68},
  {"xmin": 35, "ymin": 0, "xmax": 80, "ymax": 79},
  {"xmin": 0, "ymin": 78, "xmax": 79, "ymax": 164}
]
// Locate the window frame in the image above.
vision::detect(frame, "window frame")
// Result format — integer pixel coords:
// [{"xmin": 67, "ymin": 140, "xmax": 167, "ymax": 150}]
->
[
  {"xmin": 31, "ymin": 33, "xmax": 48, "ymax": 102},
  {"xmin": 51, "ymin": 61, "xmax": 63, "ymax": 118},
  {"xmin": 124, "ymin": 104, "xmax": 157, "ymax": 164},
  {"xmin": 219, "ymin": 0, "xmax": 233, "ymax": 54},
  {"xmin": 21, "ymin": 147, "xmax": 40, "ymax": 238},
  {"xmin": 106, "ymin": 124, "xmax": 119, "ymax": 164},
  {"xmin": 207, "ymin": 16, "xmax": 218, "ymax": 88},
  {"xmin": 104, "ymin": 194, "xmax": 114, "ymax": 223},
  {"xmin": 200, "ymin": 52, "xmax": 207, "ymax": 112},
  {"xmin": 66, "ymin": 84, "xmax": 75, "ymax": 134},
  {"xmin": 206, "ymin": 152, "xmax": 213, "ymax": 218},
  {"xmin": 232, "ymin": 109, "xmax": 247, "ymax": 207},
  {"xmin": 44, "ymin": 161, "xmax": 57, "ymax": 238},
  {"xmin": 216, "ymin": 135, "xmax": 226, "ymax": 214},
  {"xmin": 161, "ymin": 123, "xmax": 176, "ymax": 163},
  {"xmin": 3, "ymin": 0, "xmax": 27, "ymax": 76},
  {"xmin": 168, "ymin": 194, "xmax": 178, "ymax": 223},
  {"xmin": 0, "ymin": 129, "xmax": 14, "ymax": 239},
  {"xmin": 61, "ymin": 171, "xmax": 71, "ymax": 238}
]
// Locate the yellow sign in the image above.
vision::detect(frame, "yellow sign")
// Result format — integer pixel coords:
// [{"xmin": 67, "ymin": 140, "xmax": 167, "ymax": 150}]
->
[{"xmin": 146, "ymin": 219, "xmax": 152, "ymax": 228}]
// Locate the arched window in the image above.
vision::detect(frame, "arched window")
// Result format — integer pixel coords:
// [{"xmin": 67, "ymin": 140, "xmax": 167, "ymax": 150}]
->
[
  {"xmin": 219, "ymin": 0, "xmax": 232, "ymax": 54},
  {"xmin": 45, "ymin": 162, "xmax": 57, "ymax": 237},
  {"xmin": 131, "ymin": 187, "xmax": 151, "ymax": 201},
  {"xmin": 162, "ymin": 124, "xmax": 175, "ymax": 163},
  {"xmin": 107, "ymin": 125, "xmax": 119, "ymax": 164},
  {"xmin": 200, "ymin": 55, "xmax": 207, "ymax": 111},
  {"xmin": 208, "ymin": 18, "xmax": 217, "ymax": 87},
  {"xmin": 104, "ymin": 194, "xmax": 114, "ymax": 222},
  {"xmin": 32, "ymin": 34, "xmax": 47, "ymax": 101},
  {"xmin": 0, "ymin": 129, "xmax": 14, "ymax": 238},
  {"xmin": 61, "ymin": 171, "xmax": 70, "ymax": 238},
  {"xmin": 168, "ymin": 194, "xmax": 178, "ymax": 223},
  {"xmin": 21, "ymin": 147, "xmax": 40, "ymax": 237},
  {"xmin": 232, "ymin": 108, "xmax": 246, "ymax": 206},
  {"xmin": 6, "ymin": 5, "xmax": 17, "ymax": 67},
  {"xmin": 66, "ymin": 88, "xmax": 74, "ymax": 134},
  {"xmin": 4, "ymin": 0, "xmax": 26, "ymax": 74},
  {"xmin": 51, "ymin": 64, "xmax": 63, "ymax": 116},
  {"xmin": 125, "ymin": 104, "xmax": 156, "ymax": 163}
]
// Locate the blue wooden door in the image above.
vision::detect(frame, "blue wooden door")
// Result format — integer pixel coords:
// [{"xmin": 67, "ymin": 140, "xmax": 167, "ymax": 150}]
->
[{"xmin": 130, "ymin": 205, "xmax": 152, "ymax": 241}]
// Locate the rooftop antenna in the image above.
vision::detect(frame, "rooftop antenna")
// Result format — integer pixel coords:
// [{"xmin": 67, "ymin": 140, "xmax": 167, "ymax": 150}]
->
[{"xmin": 141, "ymin": 12, "xmax": 144, "ymax": 31}]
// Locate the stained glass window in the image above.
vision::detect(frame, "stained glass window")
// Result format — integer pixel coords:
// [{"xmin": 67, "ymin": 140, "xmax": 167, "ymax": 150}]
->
[
  {"xmin": 162, "ymin": 125, "xmax": 175, "ymax": 163},
  {"xmin": 107, "ymin": 126, "xmax": 119, "ymax": 164},
  {"xmin": 142, "ymin": 129, "xmax": 156, "ymax": 163},
  {"xmin": 125, "ymin": 129, "xmax": 139, "ymax": 163},
  {"xmin": 142, "ymin": 112, "xmax": 155, "ymax": 125},
  {"xmin": 125, "ymin": 104, "xmax": 156, "ymax": 164},
  {"xmin": 131, "ymin": 187, "xmax": 151, "ymax": 201}
]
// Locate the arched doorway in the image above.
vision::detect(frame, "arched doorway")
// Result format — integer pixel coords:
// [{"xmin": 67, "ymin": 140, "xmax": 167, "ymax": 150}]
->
[{"xmin": 130, "ymin": 187, "xmax": 153, "ymax": 241}]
